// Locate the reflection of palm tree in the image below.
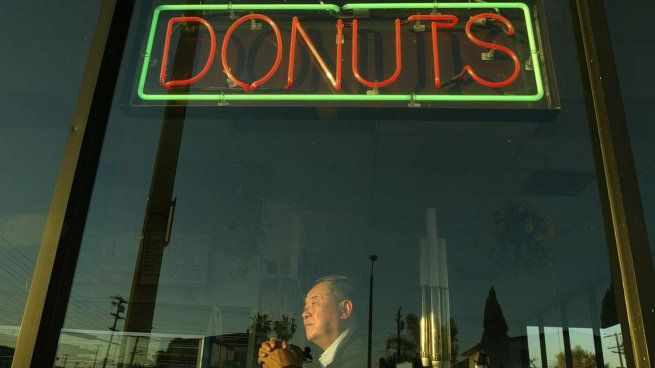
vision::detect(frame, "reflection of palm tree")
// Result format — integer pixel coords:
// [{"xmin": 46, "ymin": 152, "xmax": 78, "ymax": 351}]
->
[
  {"xmin": 251, "ymin": 313, "xmax": 272, "ymax": 340},
  {"xmin": 273, "ymin": 315, "xmax": 297, "ymax": 341}
]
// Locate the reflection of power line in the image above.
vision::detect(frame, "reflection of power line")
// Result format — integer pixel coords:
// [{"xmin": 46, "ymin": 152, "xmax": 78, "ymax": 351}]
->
[
  {"xmin": 0, "ymin": 259, "xmax": 31, "ymax": 290},
  {"xmin": 0, "ymin": 235, "xmax": 39, "ymax": 283},
  {"xmin": 59, "ymin": 353, "xmax": 68, "ymax": 368},
  {"xmin": 129, "ymin": 336, "xmax": 142, "ymax": 366},
  {"xmin": 0, "ymin": 236, "xmax": 109, "ymax": 326},
  {"xmin": 92, "ymin": 344, "xmax": 100, "ymax": 368},
  {"xmin": 0, "ymin": 288, "xmax": 99, "ymax": 328},
  {"xmin": 603, "ymin": 332, "xmax": 624, "ymax": 368},
  {"xmin": 529, "ymin": 358, "xmax": 538, "ymax": 368},
  {"xmin": 0, "ymin": 303, "xmax": 26, "ymax": 315},
  {"xmin": 1, "ymin": 234, "xmax": 122, "ymax": 321},
  {"xmin": 0, "ymin": 273, "xmax": 98, "ymax": 320}
]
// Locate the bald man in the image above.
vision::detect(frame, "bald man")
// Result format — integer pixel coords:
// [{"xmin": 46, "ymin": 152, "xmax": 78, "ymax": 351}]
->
[{"xmin": 259, "ymin": 276, "xmax": 366, "ymax": 368}]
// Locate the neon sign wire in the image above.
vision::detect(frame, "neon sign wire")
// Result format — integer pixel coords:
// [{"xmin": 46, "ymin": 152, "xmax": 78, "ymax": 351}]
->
[{"xmin": 138, "ymin": 3, "xmax": 545, "ymax": 103}]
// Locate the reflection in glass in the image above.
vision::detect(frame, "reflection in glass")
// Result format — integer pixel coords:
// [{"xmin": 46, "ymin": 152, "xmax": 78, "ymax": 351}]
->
[
  {"xmin": 51, "ymin": 1, "xmax": 633, "ymax": 367},
  {"xmin": 420, "ymin": 209, "xmax": 452, "ymax": 368}
]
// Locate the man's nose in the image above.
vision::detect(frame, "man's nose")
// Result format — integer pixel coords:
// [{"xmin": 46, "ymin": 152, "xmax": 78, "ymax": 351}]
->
[{"xmin": 302, "ymin": 307, "xmax": 310, "ymax": 319}]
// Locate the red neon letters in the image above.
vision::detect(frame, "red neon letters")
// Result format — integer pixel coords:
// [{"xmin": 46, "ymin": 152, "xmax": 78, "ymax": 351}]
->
[
  {"xmin": 221, "ymin": 14, "xmax": 284, "ymax": 92},
  {"xmin": 352, "ymin": 19, "xmax": 403, "ymax": 89},
  {"xmin": 405, "ymin": 15, "xmax": 459, "ymax": 89},
  {"xmin": 160, "ymin": 17, "xmax": 216, "ymax": 89},
  {"xmin": 287, "ymin": 17, "xmax": 344, "ymax": 90},
  {"xmin": 159, "ymin": 13, "xmax": 521, "ymax": 92},
  {"xmin": 464, "ymin": 13, "xmax": 520, "ymax": 88}
]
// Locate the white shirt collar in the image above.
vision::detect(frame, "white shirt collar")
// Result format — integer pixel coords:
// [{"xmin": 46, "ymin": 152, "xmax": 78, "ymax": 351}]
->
[{"xmin": 318, "ymin": 328, "xmax": 353, "ymax": 368}]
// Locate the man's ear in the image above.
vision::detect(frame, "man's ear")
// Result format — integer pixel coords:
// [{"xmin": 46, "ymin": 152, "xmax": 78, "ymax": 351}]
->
[{"xmin": 340, "ymin": 300, "xmax": 353, "ymax": 320}]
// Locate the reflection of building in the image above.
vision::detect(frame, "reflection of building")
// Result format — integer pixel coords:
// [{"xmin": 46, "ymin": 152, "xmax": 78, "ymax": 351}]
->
[
  {"xmin": 156, "ymin": 337, "xmax": 202, "ymax": 367},
  {"xmin": 258, "ymin": 201, "xmax": 304, "ymax": 322},
  {"xmin": 209, "ymin": 333, "xmax": 252, "ymax": 368},
  {"xmin": 0, "ymin": 345, "xmax": 15, "ymax": 367},
  {"xmin": 420, "ymin": 208, "xmax": 452, "ymax": 368},
  {"xmin": 457, "ymin": 336, "xmax": 529, "ymax": 368},
  {"xmin": 154, "ymin": 333, "xmax": 253, "ymax": 368}
]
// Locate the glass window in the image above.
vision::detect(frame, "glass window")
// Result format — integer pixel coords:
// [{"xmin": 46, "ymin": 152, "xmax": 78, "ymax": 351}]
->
[
  {"xmin": 0, "ymin": 1, "xmax": 102, "ymax": 366},
  {"xmin": 52, "ymin": 1, "xmax": 630, "ymax": 368},
  {"xmin": 604, "ymin": 0, "xmax": 655, "ymax": 270}
]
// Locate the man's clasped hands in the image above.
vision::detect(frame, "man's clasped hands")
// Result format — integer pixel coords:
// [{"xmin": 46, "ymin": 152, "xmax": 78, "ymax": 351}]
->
[{"xmin": 258, "ymin": 338, "xmax": 304, "ymax": 368}]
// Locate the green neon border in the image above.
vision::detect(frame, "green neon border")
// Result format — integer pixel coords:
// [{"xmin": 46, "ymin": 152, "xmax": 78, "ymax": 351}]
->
[{"xmin": 138, "ymin": 3, "xmax": 544, "ymax": 103}]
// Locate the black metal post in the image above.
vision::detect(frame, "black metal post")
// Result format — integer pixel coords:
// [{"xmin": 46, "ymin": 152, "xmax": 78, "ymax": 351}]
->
[
  {"xmin": 570, "ymin": 0, "xmax": 655, "ymax": 366},
  {"xmin": 587, "ymin": 291, "xmax": 606, "ymax": 368},
  {"xmin": 560, "ymin": 303, "xmax": 573, "ymax": 368},
  {"xmin": 367, "ymin": 254, "xmax": 377, "ymax": 368},
  {"xmin": 537, "ymin": 316, "xmax": 548, "ymax": 368},
  {"xmin": 395, "ymin": 307, "xmax": 402, "ymax": 360}
]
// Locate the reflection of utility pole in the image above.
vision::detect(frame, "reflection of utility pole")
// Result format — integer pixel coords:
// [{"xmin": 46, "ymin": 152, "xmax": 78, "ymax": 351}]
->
[
  {"xmin": 604, "ymin": 332, "xmax": 625, "ymax": 368},
  {"xmin": 529, "ymin": 358, "xmax": 538, "ymax": 368},
  {"xmin": 60, "ymin": 353, "xmax": 68, "ymax": 367},
  {"xmin": 122, "ymin": 0, "xmax": 200, "ymax": 338},
  {"xmin": 93, "ymin": 345, "xmax": 100, "ymax": 368},
  {"xmin": 367, "ymin": 254, "xmax": 378, "ymax": 368},
  {"xmin": 119, "ymin": 5, "xmax": 200, "ymax": 366},
  {"xmin": 103, "ymin": 295, "xmax": 127, "ymax": 368},
  {"xmin": 395, "ymin": 307, "xmax": 403, "ymax": 360},
  {"xmin": 129, "ymin": 336, "xmax": 141, "ymax": 366}
]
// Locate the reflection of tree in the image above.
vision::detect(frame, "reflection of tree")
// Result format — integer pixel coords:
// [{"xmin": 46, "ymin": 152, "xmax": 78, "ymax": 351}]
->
[
  {"xmin": 384, "ymin": 313, "xmax": 459, "ymax": 365},
  {"xmin": 480, "ymin": 287, "xmax": 509, "ymax": 368},
  {"xmin": 450, "ymin": 318, "xmax": 459, "ymax": 359},
  {"xmin": 491, "ymin": 200, "xmax": 555, "ymax": 272},
  {"xmin": 600, "ymin": 287, "xmax": 618, "ymax": 328},
  {"xmin": 385, "ymin": 334, "xmax": 416, "ymax": 365},
  {"xmin": 273, "ymin": 315, "xmax": 297, "ymax": 341},
  {"xmin": 554, "ymin": 345, "xmax": 608, "ymax": 368}
]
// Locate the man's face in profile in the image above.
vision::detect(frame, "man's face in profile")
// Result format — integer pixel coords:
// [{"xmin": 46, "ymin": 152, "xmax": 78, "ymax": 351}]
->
[{"xmin": 302, "ymin": 281, "xmax": 342, "ymax": 350}]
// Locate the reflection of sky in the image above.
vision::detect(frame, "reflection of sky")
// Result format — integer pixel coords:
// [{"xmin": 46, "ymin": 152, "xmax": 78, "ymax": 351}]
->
[
  {"xmin": 0, "ymin": 0, "xmax": 102, "ymax": 331},
  {"xmin": 0, "ymin": 0, "xmax": 652, "ymax": 368},
  {"xmin": 527, "ymin": 325, "xmax": 624, "ymax": 368}
]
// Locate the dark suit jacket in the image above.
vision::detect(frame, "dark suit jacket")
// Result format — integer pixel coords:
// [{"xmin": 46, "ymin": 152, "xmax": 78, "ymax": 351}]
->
[{"xmin": 324, "ymin": 329, "xmax": 367, "ymax": 368}]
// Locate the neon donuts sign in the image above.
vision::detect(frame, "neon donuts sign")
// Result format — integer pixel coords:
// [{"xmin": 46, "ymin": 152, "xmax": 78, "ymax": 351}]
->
[{"xmin": 137, "ymin": 3, "xmax": 552, "ymax": 107}]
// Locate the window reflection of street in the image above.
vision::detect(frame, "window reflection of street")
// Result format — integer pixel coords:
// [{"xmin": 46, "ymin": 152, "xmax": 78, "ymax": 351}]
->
[{"xmin": 44, "ymin": 2, "xmax": 632, "ymax": 368}]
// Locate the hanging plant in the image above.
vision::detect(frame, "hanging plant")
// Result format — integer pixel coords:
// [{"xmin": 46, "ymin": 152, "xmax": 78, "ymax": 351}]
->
[{"xmin": 491, "ymin": 200, "xmax": 555, "ymax": 272}]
